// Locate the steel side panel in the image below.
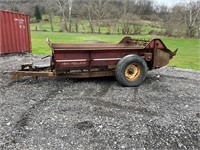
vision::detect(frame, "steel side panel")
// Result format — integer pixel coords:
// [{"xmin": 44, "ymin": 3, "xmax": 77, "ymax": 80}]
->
[
  {"xmin": 91, "ymin": 49, "xmax": 141, "ymax": 59},
  {"xmin": 2, "ymin": 12, "xmax": 8, "ymax": 53},
  {"xmin": 54, "ymin": 49, "xmax": 143, "ymax": 70},
  {"xmin": 26, "ymin": 15, "xmax": 32, "ymax": 52},
  {"xmin": 50, "ymin": 38, "xmax": 174, "ymax": 72},
  {"xmin": 10, "ymin": 12, "xmax": 15, "ymax": 53},
  {"xmin": 28, "ymin": 16, "xmax": 32, "ymax": 52},
  {"xmin": 0, "ymin": 10, "xmax": 31, "ymax": 54},
  {"xmin": 54, "ymin": 50, "xmax": 90, "ymax": 70},
  {"xmin": 54, "ymin": 50, "xmax": 90, "ymax": 60},
  {"xmin": 0, "ymin": 12, "xmax": 1, "ymax": 53},
  {"xmin": 14, "ymin": 12, "xmax": 19, "ymax": 53}
]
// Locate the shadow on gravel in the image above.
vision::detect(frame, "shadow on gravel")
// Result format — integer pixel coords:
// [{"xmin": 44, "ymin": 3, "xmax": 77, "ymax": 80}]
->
[
  {"xmin": 8, "ymin": 76, "xmax": 116, "ymax": 86},
  {"xmin": 74, "ymin": 121, "xmax": 94, "ymax": 131},
  {"xmin": 88, "ymin": 97, "xmax": 158, "ymax": 117}
]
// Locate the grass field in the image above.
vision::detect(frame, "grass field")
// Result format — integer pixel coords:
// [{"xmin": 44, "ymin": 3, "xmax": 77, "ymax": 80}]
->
[{"xmin": 31, "ymin": 31, "xmax": 200, "ymax": 70}]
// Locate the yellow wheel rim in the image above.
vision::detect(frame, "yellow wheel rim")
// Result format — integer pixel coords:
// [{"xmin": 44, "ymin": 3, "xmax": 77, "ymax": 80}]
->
[{"xmin": 125, "ymin": 64, "xmax": 141, "ymax": 81}]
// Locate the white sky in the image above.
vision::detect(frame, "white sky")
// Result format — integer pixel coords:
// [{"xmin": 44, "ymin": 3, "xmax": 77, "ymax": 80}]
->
[
  {"xmin": 156, "ymin": 0, "xmax": 200, "ymax": 7},
  {"xmin": 156, "ymin": 0, "xmax": 182, "ymax": 6}
]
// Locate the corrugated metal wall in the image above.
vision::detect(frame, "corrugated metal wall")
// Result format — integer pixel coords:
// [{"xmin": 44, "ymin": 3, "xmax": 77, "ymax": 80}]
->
[{"xmin": 0, "ymin": 10, "xmax": 31, "ymax": 54}]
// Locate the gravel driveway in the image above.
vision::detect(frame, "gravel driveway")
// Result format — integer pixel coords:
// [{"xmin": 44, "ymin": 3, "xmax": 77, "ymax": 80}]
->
[{"xmin": 0, "ymin": 54, "xmax": 200, "ymax": 150}]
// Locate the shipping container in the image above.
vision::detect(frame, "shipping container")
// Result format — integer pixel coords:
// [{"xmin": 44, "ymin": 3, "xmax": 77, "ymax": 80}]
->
[{"xmin": 0, "ymin": 10, "xmax": 31, "ymax": 54}]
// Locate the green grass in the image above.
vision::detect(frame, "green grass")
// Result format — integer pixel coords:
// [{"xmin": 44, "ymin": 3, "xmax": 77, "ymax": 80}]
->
[
  {"xmin": 31, "ymin": 31, "xmax": 200, "ymax": 70},
  {"xmin": 30, "ymin": 16, "xmax": 162, "ymax": 35},
  {"xmin": 31, "ymin": 32, "xmax": 129, "ymax": 54},
  {"xmin": 162, "ymin": 38, "xmax": 200, "ymax": 70}
]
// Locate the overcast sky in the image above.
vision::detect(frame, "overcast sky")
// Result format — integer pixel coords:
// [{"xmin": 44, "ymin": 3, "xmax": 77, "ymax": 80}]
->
[
  {"xmin": 156, "ymin": 0, "xmax": 182, "ymax": 7},
  {"xmin": 156, "ymin": 0, "xmax": 200, "ymax": 7}
]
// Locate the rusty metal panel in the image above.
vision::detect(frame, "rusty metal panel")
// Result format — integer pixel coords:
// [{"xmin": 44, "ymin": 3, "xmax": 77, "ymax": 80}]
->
[
  {"xmin": 54, "ymin": 50, "xmax": 90, "ymax": 70},
  {"xmin": 53, "ymin": 48, "xmax": 144, "ymax": 71},
  {"xmin": 49, "ymin": 37, "xmax": 177, "ymax": 73},
  {"xmin": 10, "ymin": 37, "xmax": 177, "ymax": 81},
  {"xmin": 0, "ymin": 10, "xmax": 31, "ymax": 54}
]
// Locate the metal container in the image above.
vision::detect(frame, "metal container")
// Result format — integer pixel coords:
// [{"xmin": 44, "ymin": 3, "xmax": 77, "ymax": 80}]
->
[
  {"xmin": 48, "ymin": 37, "xmax": 176, "ymax": 72},
  {"xmin": 11, "ymin": 37, "xmax": 177, "ymax": 87},
  {"xmin": 0, "ymin": 10, "xmax": 31, "ymax": 54}
]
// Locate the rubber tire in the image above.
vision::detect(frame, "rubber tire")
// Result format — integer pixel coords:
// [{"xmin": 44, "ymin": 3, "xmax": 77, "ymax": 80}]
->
[{"xmin": 115, "ymin": 55, "xmax": 148, "ymax": 87}]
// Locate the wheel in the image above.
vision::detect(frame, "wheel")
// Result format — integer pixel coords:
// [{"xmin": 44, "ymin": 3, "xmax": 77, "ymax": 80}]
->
[{"xmin": 115, "ymin": 55, "xmax": 148, "ymax": 87}]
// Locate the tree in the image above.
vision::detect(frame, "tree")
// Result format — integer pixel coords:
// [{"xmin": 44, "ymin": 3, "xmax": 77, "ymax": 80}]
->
[
  {"xmin": 2, "ymin": 0, "xmax": 19, "ymax": 11},
  {"xmin": 45, "ymin": 0, "xmax": 57, "ymax": 32},
  {"xmin": 52, "ymin": 0, "xmax": 68, "ymax": 31},
  {"xmin": 85, "ymin": 0, "xmax": 95, "ymax": 33},
  {"xmin": 120, "ymin": 0, "xmax": 138, "ymax": 35},
  {"xmin": 184, "ymin": 1, "xmax": 200, "ymax": 37},
  {"xmin": 92, "ymin": 0, "xmax": 110, "ymax": 34},
  {"xmin": 73, "ymin": 0, "xmax": 87, "ymax": 33},
  {"xmin": 134, "ymin": 0, "xmax": 154, "ymax": 19},
  {"xmin": 34, "ymin": 5, "xmax": 42, "ymax": 21},
  {"xmin": 68, "ymin": 0, "xmax": 74, "ymax": 32},
  {"xmin": 171, "ymin": 1, "xmax": 200, "ymax": 37}
]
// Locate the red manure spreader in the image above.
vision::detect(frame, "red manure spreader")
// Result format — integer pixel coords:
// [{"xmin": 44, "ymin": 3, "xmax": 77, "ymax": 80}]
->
[{"xmin": 11, "ymin": 37, "xmax": 177, "ymax": 87}]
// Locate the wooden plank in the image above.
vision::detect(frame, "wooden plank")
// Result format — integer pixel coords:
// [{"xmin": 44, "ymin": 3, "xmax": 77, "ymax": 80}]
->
[
  {"xmin": 10, "ymin": 70, "xmax": 115, "ymax": 80},
  {"xmin": 11, "ymin": 71, "xmax": 54, "ymax": 79}
]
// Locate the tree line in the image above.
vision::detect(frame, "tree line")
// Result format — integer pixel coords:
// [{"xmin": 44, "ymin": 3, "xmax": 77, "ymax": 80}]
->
[{"xmin": 1, "ymin": 0, "xmax": 200, "ymax": 38}]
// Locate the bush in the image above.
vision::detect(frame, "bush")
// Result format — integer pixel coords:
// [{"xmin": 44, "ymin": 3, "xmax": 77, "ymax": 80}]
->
[
  {"xmin": 30, "ymin": 19, "xmax": 40, "ymax": 23},
  {"xmin": 148, "ymin": 30, "xmax": 165, "ymax": 36},
  {"xmin": 105, "ymin": 32, "xmax": 111, "ymax": 35}
]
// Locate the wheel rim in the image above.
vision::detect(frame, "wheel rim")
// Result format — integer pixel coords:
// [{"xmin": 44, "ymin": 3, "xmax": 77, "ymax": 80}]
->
[{"xmin": 125, "ymin": 64, "xmax": 141, "ymax": 81}]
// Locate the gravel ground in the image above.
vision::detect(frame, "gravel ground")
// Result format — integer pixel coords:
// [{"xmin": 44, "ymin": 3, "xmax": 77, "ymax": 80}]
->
[{"xmin": 0, "ymin": 54, "xmax": 200, "ymax": 150}]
